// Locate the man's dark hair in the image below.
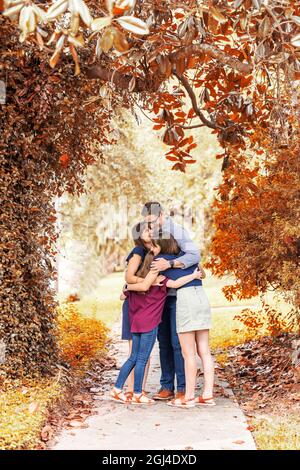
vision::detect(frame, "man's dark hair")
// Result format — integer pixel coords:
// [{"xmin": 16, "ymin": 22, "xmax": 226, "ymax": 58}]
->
[{"xmin": 141, "ymin": 201, "xmax": 163, "ymax": 217}]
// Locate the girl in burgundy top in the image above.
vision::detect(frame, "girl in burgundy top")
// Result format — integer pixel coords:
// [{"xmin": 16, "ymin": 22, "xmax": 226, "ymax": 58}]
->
[{"xmin": 110, "ymin": 235, "xmax": 203, "ymax": 405}]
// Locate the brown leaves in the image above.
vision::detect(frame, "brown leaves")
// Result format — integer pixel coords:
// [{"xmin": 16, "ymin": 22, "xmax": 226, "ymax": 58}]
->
[
  {"xmin": 113, "ymin": 29, "xmax": 129, "ymax": 52},
  {"xmin": 0, "ymin": 16, "xmax": 116, "ymax": 378},
  {"xmin": 223, "ymin": 333, "xmax": 299, "ymax": 412},
  {"xmin": 210, "ymin": 6, "xmax": 227, "ymax": 24},
  {"xmin": 156, "ymin": 55, "xmax": 172, "ymax": 77},
  {"xmin": 100, "ymin": 28, "xmax": 115, "ymax": 53}
]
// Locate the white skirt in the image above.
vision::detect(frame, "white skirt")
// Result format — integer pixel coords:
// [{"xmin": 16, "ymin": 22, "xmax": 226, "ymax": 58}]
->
[{"xmin": 176, "ymin": 286, "xmax": 212, "ymax": 333}]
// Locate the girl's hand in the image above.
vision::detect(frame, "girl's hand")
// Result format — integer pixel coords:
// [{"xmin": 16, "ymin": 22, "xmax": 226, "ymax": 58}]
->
[
  {"xmin": 153, "ymin": 274, "xmax": 165, "ymax": 286},
  {"xmin": 120, "ymin": 291, "xmax": 126, "ymax": 300},
  {"xmin": 198, "ymin": 264, "xmax": 206, "ymax": 279},
  {"xmin": 193, "ymin": 268, "xmax": 203, "ymax": 280}
]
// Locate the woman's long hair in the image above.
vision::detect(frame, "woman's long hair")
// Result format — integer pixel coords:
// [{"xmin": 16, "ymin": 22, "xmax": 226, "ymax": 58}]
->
[{"xmin": 136, "ymin": 231, "xmax": 180, "ymax": 278}]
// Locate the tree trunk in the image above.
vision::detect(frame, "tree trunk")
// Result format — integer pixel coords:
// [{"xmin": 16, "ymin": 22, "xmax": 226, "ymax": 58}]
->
[{"xmin": 0, "ymin": 157, "xmax": 59, "ymax": 378}]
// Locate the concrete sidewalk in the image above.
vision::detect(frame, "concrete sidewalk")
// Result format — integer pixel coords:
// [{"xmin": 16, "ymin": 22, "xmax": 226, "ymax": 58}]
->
[{"xmin": 53, "ymin": 322, "xmax": 256, "ymax": 450}]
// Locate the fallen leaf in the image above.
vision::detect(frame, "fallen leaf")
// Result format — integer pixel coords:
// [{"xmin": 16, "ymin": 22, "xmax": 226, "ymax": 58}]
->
[
  {"xmin": 28, "ymin": 402, "xmax": 40, "ymax": 414},
  {"xmin": 69, "ymin": 420, "xmax": 84, "ymax": 427},
  {"xmin": 41, "ymin": 425, "xmax": 53, "ymax": 442}
]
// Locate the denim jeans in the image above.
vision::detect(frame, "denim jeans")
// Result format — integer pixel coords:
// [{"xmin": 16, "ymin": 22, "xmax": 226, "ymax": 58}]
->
[
  {"xmin": 115, "ymin": 327, "xmax": 158, "ymax": 393},
  {"xmin": 157, "ymin": 296, "xmax": 186, "ymax": 392}
]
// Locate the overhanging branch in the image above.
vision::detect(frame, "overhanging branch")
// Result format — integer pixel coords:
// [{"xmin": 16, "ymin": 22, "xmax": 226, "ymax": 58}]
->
[
  {"xmin": 183, "ymin": 44, "xmax": 252, "ymax": 75},
  {"xmin": 173, "ymin": 70, "xmax": 222, "ymax": 130},
  {"xmin": 86, "ymin": 43, "xmax": 252, "ymax": 88}
]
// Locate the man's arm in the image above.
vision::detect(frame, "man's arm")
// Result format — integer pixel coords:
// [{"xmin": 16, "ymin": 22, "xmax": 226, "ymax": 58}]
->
[{"xmin": 170, "ymin": 222, "xmax": 200, "ymax": 268}]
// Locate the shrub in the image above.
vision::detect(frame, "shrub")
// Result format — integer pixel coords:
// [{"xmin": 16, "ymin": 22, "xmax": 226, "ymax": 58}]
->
[
  {"xmin": 234, "ymin": 302, "xmax": 296, "ymax": 339},
  {"xmin": 57, "ymin": 303, "xmax": 109, "ymax": 370}
]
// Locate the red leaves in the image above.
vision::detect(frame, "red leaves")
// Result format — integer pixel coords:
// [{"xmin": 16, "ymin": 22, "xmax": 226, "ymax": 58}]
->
[
  {"xmin": 153, "ymin": 101, "xmax": 160, "ymax": 115},
  {"xmin": 59, "ymin": 153, "xmax": 70, "ymax": 167},
  {"xmin": 187, "ymin": 108, "xmax": 196, "ymax": 119}
]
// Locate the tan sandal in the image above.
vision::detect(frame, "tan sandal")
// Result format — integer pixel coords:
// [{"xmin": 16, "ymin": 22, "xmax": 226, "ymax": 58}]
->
[
  {"xmin": 167, "ymin": 397, "xmax": 195, "ymax": 408},
  {"xmin": 196, "ymin": 396, "xmax": 216, "ymax": 406},
  {"xmin": 110, "ymin": 387, "xmax": 129, "ymax": 403},
  {"xmin": 131, "ymin": 391, "xmax": 155, "ymax": 405},
  {"xmin": 125, "ymin": 391, "xmax": 133, "ymax": 401}
]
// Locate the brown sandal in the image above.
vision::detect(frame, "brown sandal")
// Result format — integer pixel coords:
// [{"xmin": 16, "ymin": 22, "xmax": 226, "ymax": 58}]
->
[
  {"xmin": 131, "ymin": 391, "xmax": 155, "ymax": 405},
  {"xmin": 167, "ymin": 397, "xmax": 195, "ymax": 408},
  {"xmin": 125, "ymin": 391, "xmax": 133, "ymax": 401},
  {"xmin": 196, "ymin": 396, "xmax": 216, "ymax": 406},
  {"xmin": 110, "ymin": 388, "xmax": 129, "ymax": 403}
]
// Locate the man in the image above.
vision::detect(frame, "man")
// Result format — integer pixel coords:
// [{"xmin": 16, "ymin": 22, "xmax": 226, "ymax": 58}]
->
[{"xmin": 141, "ymin": 201, "xmax": 201, "ymax": 400}]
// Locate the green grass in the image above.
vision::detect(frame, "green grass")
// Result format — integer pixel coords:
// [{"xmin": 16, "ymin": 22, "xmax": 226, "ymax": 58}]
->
[
  {"xmin": 66, "ymin": 272, "xmax": 124, "ymax": 327},
  {"xmin": 203, "ymin": 273, "xmax": 260, "ymax": 308}
]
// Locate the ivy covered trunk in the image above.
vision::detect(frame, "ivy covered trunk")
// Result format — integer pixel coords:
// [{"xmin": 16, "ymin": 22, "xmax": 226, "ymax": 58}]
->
[
  {"xmin": 0, "ymin": 17, "xmax": 112, "ymax": 377},
  {"xmin": 0, "ymin": 157, "xmax": 59, "ymax": 377}
]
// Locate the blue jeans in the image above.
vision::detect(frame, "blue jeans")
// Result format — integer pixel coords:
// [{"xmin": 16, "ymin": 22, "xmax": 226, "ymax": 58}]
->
[
  {"xmin": 115, "ymin": 327, "xmax": 158, "ymax": 393},
  {"xmin": 121, "ymin": 299, "xmax": 132, "ymax": 340},
  {"xmin": 157, "ymin": 296, "xmax": 185, "ymax": 392}
]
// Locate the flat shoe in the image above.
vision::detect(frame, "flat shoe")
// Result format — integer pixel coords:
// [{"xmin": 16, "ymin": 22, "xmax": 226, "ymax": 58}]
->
[
  {"xmin": 131, "ymin": 392, "xmax": 155, "ymax": 405},
  {"xmin": 167, "ymin": 397, "xmax": 195, "ymax": 408},
  {"xmin": 196, "ymin": 396, "xmax": 216, "ymax": 406}
]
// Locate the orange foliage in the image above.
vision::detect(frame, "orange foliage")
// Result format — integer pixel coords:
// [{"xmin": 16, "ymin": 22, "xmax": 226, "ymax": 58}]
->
[
  {"xmin": 57, "ymin": 304, "xmax": 109, "ymax": 369},
  {"xmin": 207, "ymin": 125, "xmax": 300, "ymax": 320},
  {"xmin": 234, "ymin": 303, "xmax": 292, "ymax": 339}
]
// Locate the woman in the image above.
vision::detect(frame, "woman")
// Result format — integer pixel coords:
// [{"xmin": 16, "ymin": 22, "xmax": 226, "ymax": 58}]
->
[
  {"xmin": 111, "ymin": 234, "xmax": 203, "ymax": 405},
  {"xmin": 121, "ymin": 222, "xmax": 152, "ymax": 399},
  {"xmin": 158, "ymin": 246, "xmax": 214, "ymax": 409}
]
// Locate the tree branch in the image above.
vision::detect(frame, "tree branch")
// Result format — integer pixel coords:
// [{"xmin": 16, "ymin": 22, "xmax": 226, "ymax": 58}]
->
[
  {"xmin": 86, "ymin": 43, "xmax": 252, "ymax": 87},
  {"xmin": 181, "ymin": 44, "xmax": 252, "ymax": 75},
  {"xmin": 85, "ymin": 65, "xmax": 161, "ymax": 92},
  {"xmin": 172, "ymin": 70, "xmax": 222, "ymax": 130}
]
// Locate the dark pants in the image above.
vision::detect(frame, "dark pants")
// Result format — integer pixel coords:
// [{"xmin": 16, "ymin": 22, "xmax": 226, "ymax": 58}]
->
[{"xmin": 157, "ymin": 296, "xmax": 185, "ymax": 392}]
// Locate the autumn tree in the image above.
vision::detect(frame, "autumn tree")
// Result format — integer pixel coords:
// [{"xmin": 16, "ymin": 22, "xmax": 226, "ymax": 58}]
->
[{"xmin": 1, "ymin": 0, "xmax": 300, "ymax": 376}]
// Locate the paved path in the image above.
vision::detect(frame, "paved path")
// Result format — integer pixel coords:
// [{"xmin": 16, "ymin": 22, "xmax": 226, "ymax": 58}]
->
[{"xmin": 53, "ymin": 322, "xmax": 256, "ymax": 450}]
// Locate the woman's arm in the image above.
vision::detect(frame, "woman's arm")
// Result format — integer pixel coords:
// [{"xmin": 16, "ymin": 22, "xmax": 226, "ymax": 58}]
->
[
  {"xmin": 125, "ymin": 254, "xmax": 144, "ymax": 283},
  {"xmin": 126, "ymin": 269, "xmax": 159, "ymax": 292},
  {"xmin": 166, "ymin": 268, "xmax": 202, "ymax": 289}
]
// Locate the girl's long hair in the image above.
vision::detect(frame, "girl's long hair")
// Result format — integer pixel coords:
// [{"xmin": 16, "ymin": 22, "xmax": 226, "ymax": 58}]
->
[
  {"xmin": 136, "ymin": 231, "xmax": 180, "ymax": 278},
  {"xmin": 132, "ymin": 221, "xmax": 148, "ymax": 249}
]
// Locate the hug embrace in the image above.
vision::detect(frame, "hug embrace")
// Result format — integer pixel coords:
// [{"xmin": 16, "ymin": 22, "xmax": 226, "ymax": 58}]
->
[{"xmin": 110, "ymin": 202, "xmax": 215, "ymax": 409}]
